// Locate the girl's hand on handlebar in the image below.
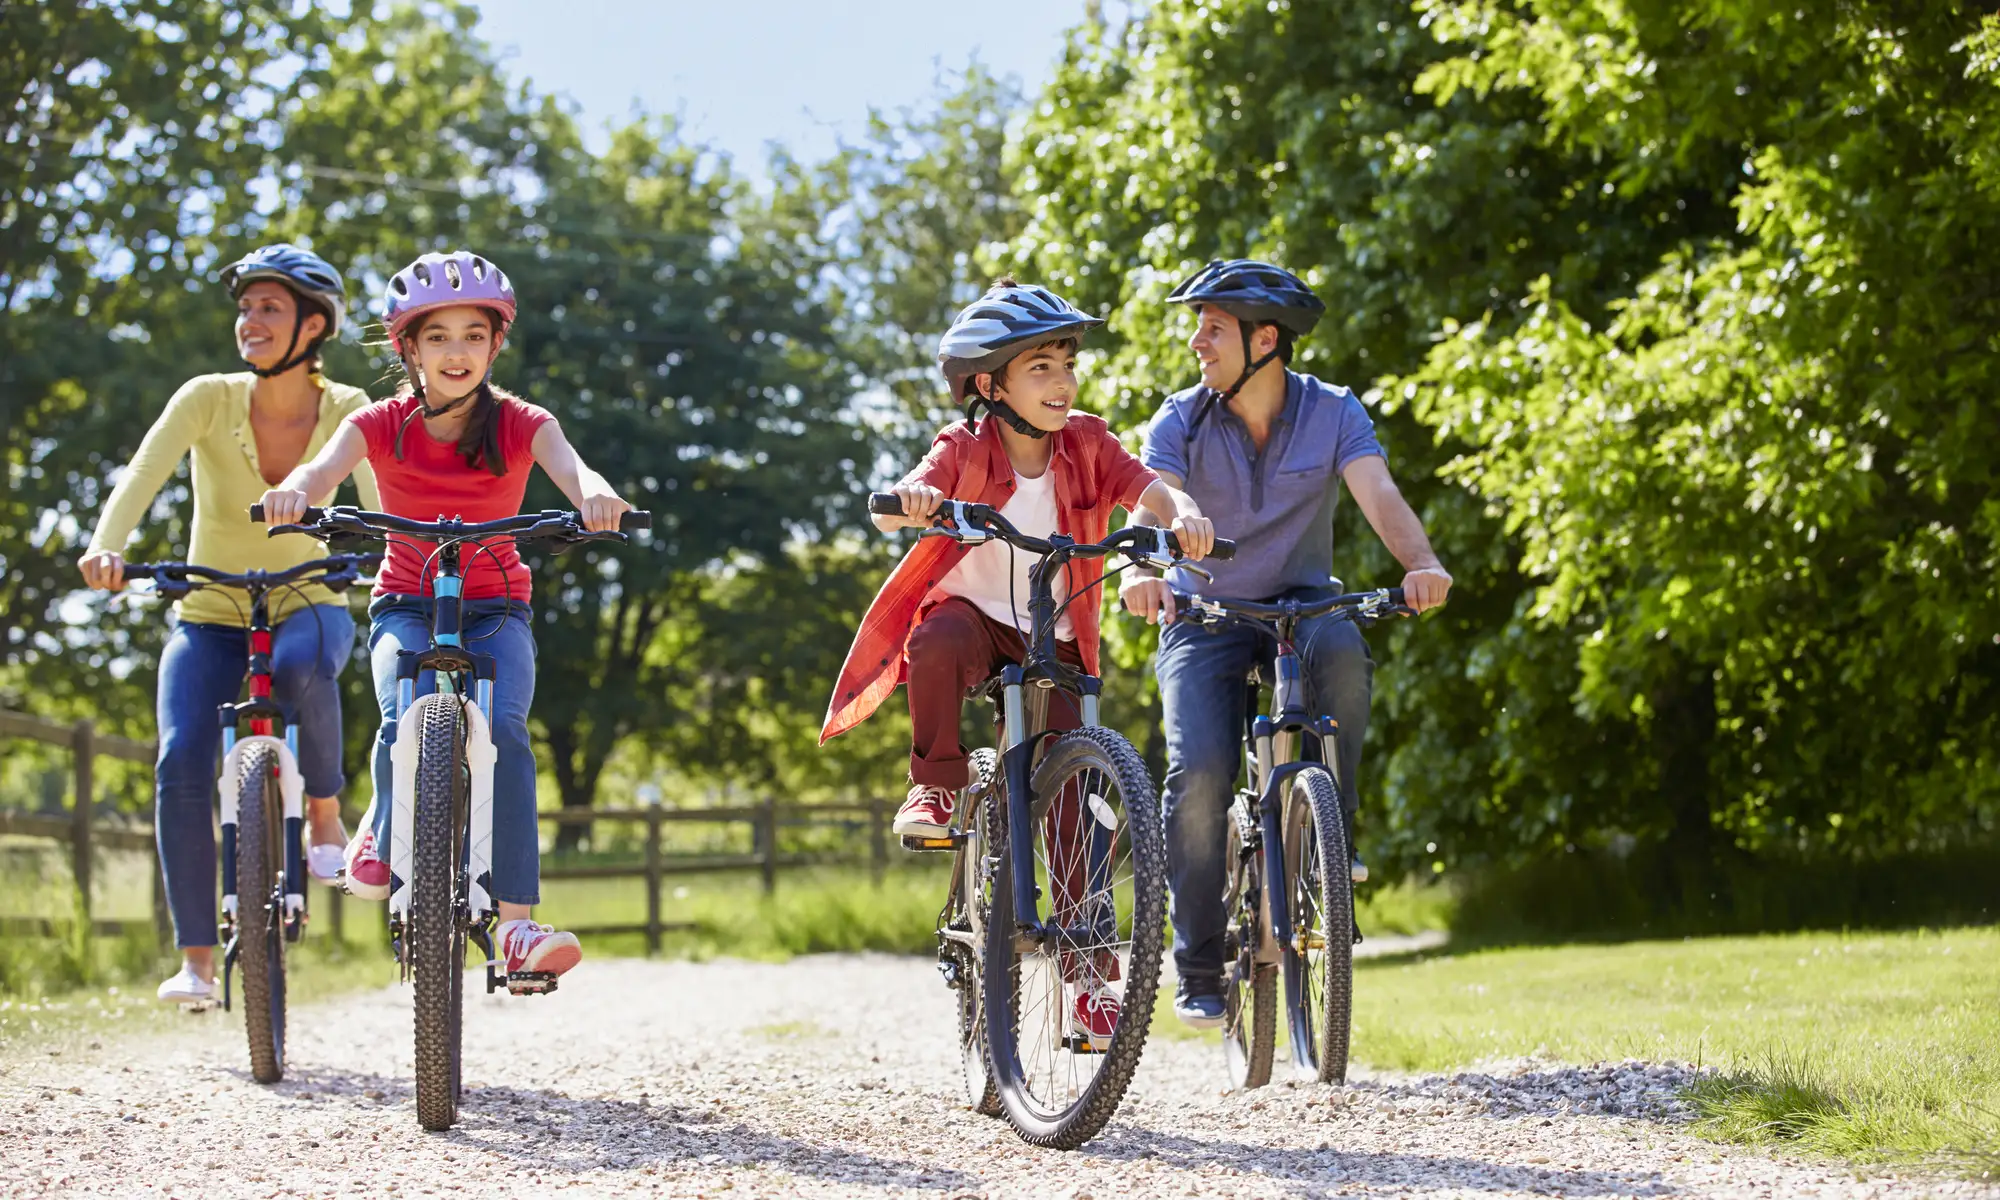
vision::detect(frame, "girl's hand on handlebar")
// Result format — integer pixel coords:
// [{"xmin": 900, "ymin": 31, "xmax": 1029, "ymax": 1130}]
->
[
  {"xmin": 579, "ymin": 490, "xmax": 633, "ymax": 533},
  {"xmin": 79, "ymin": 548, "xmax": 126, "ymax": 592},
  {"xmin": 1170, "ymin": 514, "xmax": 1214, "ymax": 562},
  {"xmin": 885, "ymin": 482, "xmax": 944, "ymax": 529},
  {"xmin": 1120, "ymin": 576, "xmax": 1178, "ymax": 626},
  {"xmin": 258, "ymin": 488, "xmax": 310, "ymax": 526}
]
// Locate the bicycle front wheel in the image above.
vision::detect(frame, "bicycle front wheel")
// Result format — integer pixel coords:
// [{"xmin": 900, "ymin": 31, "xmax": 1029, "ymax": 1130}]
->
[
  {"xmin": 1282, "ymin": 767, "xmax": 1353, "ymax": 1083},
  {"xmin": 235, "ymin": 742, "xmax": 286, "ymax": 1084},
  {"xmin": 1221, "ymin": 798, "xmax": 1275, "ymax": 1091},
  {"xmin": 985, "ymin": 725, "xmax": 1165, "ymax": 1150},
  {"xmin": 411, "ymin": 699, "xmax": 469, "ymax": 1132}
]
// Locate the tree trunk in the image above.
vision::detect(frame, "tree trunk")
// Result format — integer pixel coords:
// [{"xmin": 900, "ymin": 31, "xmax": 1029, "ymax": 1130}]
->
[{"xmin": 1652, "ymin": 663, "xmax": 1720, "ymax": 921}]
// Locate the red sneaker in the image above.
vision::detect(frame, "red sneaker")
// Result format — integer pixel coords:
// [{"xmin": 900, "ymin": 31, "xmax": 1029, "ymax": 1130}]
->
[
  {"xmin": 499, "ymin": 920, "xmax": 582, "ymax": 978},
  {"xmin": 891, "ymin": 783, "xmax": 955, "ymax": 838},
  {"xmin": 343, "ymin": 830, "xmax": 390, "ymax": 901},
  {"xmin": 1069, "ymin": 982, "xmax": 1122, "ymax": 1042}
]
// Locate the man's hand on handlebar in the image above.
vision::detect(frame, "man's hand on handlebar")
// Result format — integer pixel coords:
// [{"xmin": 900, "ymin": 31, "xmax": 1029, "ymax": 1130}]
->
[
  {"xmin": 1401, "ymin": 565, "xmax": 1452, "ymax": 614},
  {"xmin": 257, "ymin": 487, "xmax": 312, "ymax": 527},
  {"xmin": 1120, "ymin": 576, "xmax": 1178, "ymax": 626}
]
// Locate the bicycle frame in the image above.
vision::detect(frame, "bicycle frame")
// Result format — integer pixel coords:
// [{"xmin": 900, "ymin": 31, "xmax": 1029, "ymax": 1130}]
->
[{"xmin": 384, "ymin": 537, "xmax": 502, "ymax": 984}]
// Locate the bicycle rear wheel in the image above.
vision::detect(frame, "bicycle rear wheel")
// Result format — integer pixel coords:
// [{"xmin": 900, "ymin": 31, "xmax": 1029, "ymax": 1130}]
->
[
  {"xmin": 985, "ymin": 725, "xmax": 1165, "ymax": 1149},
  {"xmin": 947, "ymin": 749, "xmax": 1001, "ymax": 1116},
  {"xmin": 411, "ymin": 699, "xmax": 469, "ymax": 1131},
  {"xmin": 235, "ymin": 742, "xmax": 286, "ymax": 1084},
  {"xmin": 1282, "ymin": 767, "xmax": 1353, "ymax": 1083},
  {"xmin": 1221, "ymin": 798, "xmax": 1275, "ymax": 1091}
]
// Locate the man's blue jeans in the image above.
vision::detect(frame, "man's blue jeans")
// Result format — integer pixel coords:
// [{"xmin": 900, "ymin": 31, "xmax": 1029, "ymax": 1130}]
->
[
  {"xmin": 1156, "ymin": 585, "xmax": 1373, "ymax": 981},
  {"xmin": 155, "ymin": 606, "xmax": 355, "ymax": 948},
  {"xmin": 364, "ymin": 595, "xmax": 542, "ymax": 905}
]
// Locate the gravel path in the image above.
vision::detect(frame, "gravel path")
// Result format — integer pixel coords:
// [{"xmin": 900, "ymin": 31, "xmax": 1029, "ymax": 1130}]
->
[{"xmin": 5, "ymin": 954, "xmax": 1991, "ymax": 1199}]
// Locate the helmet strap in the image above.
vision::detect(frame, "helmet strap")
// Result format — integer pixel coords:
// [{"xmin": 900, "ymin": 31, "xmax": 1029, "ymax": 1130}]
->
[
  {"xmin": 247, "ymin": 296, "xmax": 329, "ymax": 379},
  {"xmin": 966, "ymin": 379, "xmax": 1048, "ymax": 440}
]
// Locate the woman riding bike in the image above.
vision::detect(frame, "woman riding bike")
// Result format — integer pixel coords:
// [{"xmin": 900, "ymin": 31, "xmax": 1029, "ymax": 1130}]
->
[
  {"xmin": 258, "ymin": 249, "xmax": 633, "ymax": 983},
  {"xmin": 78, "ymin": 244, "xmax": 380, "ymax": 1006}
]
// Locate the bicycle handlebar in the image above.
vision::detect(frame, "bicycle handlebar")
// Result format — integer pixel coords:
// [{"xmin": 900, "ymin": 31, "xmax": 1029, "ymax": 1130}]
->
[
  {"xmin": 252, "ymin": 505, "xmax": 651, "ymax": 545},
  {"xmin": 124, "ymin": 554, "xmax": 381, "ymax": 598},
  {"xmin": 1172, "ymin": 586, "xmax": 1413, "ymax": 627},
  {"xmin": 866, "ymin": 492, "xmax": 1236, "ymax": 562}
]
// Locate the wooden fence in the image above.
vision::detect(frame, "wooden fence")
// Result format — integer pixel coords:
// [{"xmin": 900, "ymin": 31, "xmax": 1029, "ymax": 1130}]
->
[{"xmin": 0, "ymin": 708, "xmax": 899, "ymax": 954}]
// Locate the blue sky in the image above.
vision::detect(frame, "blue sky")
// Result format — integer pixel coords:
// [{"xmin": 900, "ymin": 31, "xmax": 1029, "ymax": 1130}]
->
[{"xmin": 469, "ymin": 0, "xmax": 1109, "ymax": 172}]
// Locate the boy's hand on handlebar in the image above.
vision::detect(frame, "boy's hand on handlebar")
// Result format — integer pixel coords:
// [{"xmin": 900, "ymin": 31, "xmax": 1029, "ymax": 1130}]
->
[
  {"xmin": 1402, "ymin": 565, "xmax": 1452, "ymax": 613},
  {"xmin": 78, "ymin": 549, "xmax": 126, "ymax": 592},
  {"xmin": 258, "ymin": 488, "xmax": 310, "ymax": 527},
  {"xmin": 1170, "ymin": 515, "xmax": 1214, "ymax": 562},
  {"xmin": 579, "ymin": 491, "xmax": 632, "ymax": 533},
  {"xmin": 1120, "ymin": 576, "xmax": 1178, "ymax": 626},
  {"xmin": 888, "ymin": 483, "xmax": 945, "ymax": 529}
]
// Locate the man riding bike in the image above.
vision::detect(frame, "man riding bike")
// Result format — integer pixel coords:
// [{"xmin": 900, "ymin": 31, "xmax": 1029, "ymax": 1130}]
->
[{"xmin": 1119, "ymin": 259, "xmax": 1451, "ymax": 1029}]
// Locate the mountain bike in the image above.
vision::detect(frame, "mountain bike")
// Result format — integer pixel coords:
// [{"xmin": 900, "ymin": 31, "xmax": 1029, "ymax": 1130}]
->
[
  {"xmin": 1171, "ymin": 585, "xmax": 1409, "ymax": 1088},
  {"xmin": 257, "ymin": 502, "xmax": 648, "ymax": 1130},
  {"xmin": 124, "ymin": 553, "xmax": 378, "ymax": 1083},
  {"xmin": 869, "ymin": 491, "xmax": 1234, "ymax": 1149}
]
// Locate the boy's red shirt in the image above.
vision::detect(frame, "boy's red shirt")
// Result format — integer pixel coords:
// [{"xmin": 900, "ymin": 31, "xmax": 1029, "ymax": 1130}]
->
[{"xmin": 820, "ymin": 413, "xmax": 1159, "ymax": 744}]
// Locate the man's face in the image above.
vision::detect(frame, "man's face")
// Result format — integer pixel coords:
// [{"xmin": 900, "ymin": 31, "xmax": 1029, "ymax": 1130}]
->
[{"xmin": 1188, "ymin": 305, "xmax": 1245, "ymax": 390}]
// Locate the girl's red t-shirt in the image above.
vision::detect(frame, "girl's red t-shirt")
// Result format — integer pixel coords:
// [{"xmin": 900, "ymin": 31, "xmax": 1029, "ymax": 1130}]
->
[{"xmin": 348, "ymin": 393, "xmax": 555, "ymax": 603}]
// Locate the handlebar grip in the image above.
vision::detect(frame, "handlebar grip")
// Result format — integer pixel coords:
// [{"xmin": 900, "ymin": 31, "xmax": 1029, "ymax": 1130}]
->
[
  {"xmin": 1209, "ymin": 537, "xmax": 1237, "ymax": 561},
  {"xmin": 250, "ymin": 504, "xmax": 324, "ymax": 524},
  {"xmin": 620, "ymin": 511, "xmax": 652, "ymax": 532},
  {"xmin": 1388, "ymin": 586, "xmax": 1407, "ymax": 608},
  {"xmin": 121, "ymin": 564, "xmax": 157, "ymax": 582},
  {"xmin": 868, "ymin": 492, "xmax": 904, "ymax": 517}
]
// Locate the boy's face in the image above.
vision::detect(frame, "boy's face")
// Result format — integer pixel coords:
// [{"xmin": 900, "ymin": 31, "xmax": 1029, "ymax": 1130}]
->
[{"xmin": 983, "ymin": 341, "xmax": 1079, "ymax": 434}]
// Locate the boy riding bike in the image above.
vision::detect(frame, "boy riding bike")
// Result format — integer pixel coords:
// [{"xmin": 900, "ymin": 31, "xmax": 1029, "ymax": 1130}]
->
[
  {"xmin": 821, "ymin": 278, "xmax": 1214, "ymax": 1040},
  {"xmin": 78, "ymin": 243, "xmax": 378, "ymax": 1006},
  {"xmin": 259, "ymin": 250, "xmax": 633, "ymax": 983}
]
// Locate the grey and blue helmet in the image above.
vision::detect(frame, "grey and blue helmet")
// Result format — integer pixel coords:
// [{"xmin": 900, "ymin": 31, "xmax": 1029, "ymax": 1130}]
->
[
  {"xmin": 220, "ymin": 243, "xmax": 347, "ymax": 377},
  {"xmin": 938, "ymin": 282, "xmax": 1102, "ymax": 437}
]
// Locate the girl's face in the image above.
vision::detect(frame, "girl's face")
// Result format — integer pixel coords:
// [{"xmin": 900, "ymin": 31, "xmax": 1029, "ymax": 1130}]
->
[
  {"xmin": 412, "ymin": 305, "xmax": 498, "ymax": 404},
  {"xmin": 235, "ymin": 281, "xmax": 325, "ymax": 370},
  {"xmin": 982, "ymin": 341, "xmax": 1079, "ymax": 435}
]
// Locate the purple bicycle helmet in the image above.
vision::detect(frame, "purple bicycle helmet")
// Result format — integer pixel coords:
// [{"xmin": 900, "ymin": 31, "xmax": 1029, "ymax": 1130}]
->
[{"xmin": 383, "ymin": 250, "xmax": 517, "ymax": 354}]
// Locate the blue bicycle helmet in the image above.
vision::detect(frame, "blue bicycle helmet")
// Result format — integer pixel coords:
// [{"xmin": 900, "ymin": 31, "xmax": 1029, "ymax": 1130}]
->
[
  {"xmin": 220, "ymin": 244, "xmax": 347, "ymax": 376},
  {"xmin": 938, "ymin": 281, "xmax": 1103, "ymax": 438},
  {"xmin": 1167, "ymin": 259, "xmax": 1324, "ymax": 425}
]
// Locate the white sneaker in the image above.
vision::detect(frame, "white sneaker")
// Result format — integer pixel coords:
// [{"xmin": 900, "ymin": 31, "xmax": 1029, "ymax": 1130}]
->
[
  {"xmin": 307, "ymin": 840, "xmax": 346, "ymax": 884},
  {"xmin": 156, "ymin": 963, "xmax": 215, "ymax": 1006}
]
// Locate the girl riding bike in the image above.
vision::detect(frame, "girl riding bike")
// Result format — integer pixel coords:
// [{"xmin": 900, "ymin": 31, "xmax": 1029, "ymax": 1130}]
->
[
  {"xmin": 259, "ymin": 249, "xmax": 633, "ymax": 983},
  {"xmin": 78, "ymin": 244, "xmax": 379, "ymax": 1007}
]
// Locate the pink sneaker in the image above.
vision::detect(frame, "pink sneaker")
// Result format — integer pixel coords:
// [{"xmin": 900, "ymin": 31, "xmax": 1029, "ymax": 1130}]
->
[
  {"xmin": 499, "ymin": 920, "xmax": 582, "ymax": 978},
  {"xmin": 892, "ymin": 783, "xmax": 955, "ymax": 838},
  {"xmin": 343, "ymin": 830, "xmax": 390, "ymax": 901},
  {"xmin": 1069, "ymin": 982, "xmax": 1122, "ymax": 1043}
]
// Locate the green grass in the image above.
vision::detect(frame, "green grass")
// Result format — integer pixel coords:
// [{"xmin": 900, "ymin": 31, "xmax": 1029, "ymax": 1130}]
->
[{"xmin": 1162, "ymin": 926, "xmax": 1999, "ymax": 1167}]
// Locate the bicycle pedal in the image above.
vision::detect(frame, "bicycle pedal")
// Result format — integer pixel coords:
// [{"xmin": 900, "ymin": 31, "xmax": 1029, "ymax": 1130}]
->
[
  {"xmin": 505, "ymin": 971, "xmax": 559, "ymax": 996},
  {"xmin": 1062, "ymin": 1035, "xmax": 1109, "ymax": 1055},
  {"xmin": 900, "ymin": 833, "xmax": 964, "ymax": 853}
]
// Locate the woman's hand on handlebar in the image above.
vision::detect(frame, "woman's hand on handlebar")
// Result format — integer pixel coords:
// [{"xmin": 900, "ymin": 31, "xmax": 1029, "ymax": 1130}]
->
[
  {"xmin": 78, "ymin": 548, "xmax": 126, "ymax": 592},
  {"xmin": 875, "ymin": 483, "xmax": 945, "ymax": 532},
  {"xmin": 1120, "ymin": 576, "xmax": 1178, "ymax": 626},
  {"xmin": 258, "ymin": 487, "xmax": 312, "ymax": 527}
]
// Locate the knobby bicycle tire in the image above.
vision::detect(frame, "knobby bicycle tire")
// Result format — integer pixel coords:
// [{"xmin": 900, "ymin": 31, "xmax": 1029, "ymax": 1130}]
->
[
  {"xmin": 235, "ymin": 742, "xmax": 286, "ymax": 1085},
  {"xmin": 984, "ymin": 725, "xmax": 1166, "ymax": 1149},
  {"xmin": 953, "ymin": 748, "xmax": 1002, "ymax": 1117},
  {"xmin": 1221, "ymin": 799, "xmax": 1275, "ymax": 1091},
  {"xmin": 1283, "ymin": 767, "xmax": 1353, "ymax": 1083},
  {"xmin": 412, "ymin": 700, "xmax": 469, "ymax": 1132}
]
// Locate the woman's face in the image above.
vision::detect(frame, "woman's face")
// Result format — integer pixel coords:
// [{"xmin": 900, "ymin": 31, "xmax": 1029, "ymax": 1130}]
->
[
  {"xmin": 412, "ymin": 305, "xmax": 498, "ymax": 404},
  {"xmin": 235, "ymin": 281, "xmax": 325, "ymax": 370}
]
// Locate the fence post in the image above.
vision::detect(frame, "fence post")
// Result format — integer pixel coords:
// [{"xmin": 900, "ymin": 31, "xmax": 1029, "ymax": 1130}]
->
[
  {"xmin": 760, "ymin": 797, "xmax": 778, "ymax": 895},
  {"xmin": 869, "ymin": 796, "xmax": 887, "ymax": 886},
  {"xmin": 645, "ymin": 807, "xmax": 663, "ymax": 956},
  {"xmin": 70, "ymin": 720, "xmax": 94, "ymax": 924}
]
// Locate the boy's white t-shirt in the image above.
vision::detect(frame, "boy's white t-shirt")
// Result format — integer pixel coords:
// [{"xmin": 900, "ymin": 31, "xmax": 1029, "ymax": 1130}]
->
[{"xmin": 932, "ymin": 467, "xmax": 1076, "ymax": 641}]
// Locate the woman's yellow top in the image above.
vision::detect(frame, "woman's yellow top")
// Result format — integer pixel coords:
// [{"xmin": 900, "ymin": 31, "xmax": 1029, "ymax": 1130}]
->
[{"xmin": 86, "ymin": 373, "xmax": 382, "ymax": 627}]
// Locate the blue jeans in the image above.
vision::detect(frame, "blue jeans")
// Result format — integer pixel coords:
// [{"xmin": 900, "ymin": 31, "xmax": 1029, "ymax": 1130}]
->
[
  {"xmin": 155, "ymin": 605, "xmax": 356, "ymax": 949},
  {"xmin": 365, "ymin": 596, "xmax": 541, "ymax": 905},
  {"xmin": 1156, "ymin": 585, "xmax": 1373, "ymax": 980}
]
